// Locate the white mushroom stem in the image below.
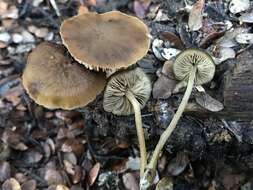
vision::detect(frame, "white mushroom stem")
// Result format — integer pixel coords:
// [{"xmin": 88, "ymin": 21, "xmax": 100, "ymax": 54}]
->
[
  {"xmin": 142, "ymin": 66, "xmax": 197, "ymax": 184},
  {"xmin": 125, "ymin": 91, "xmax": 147, "ymax": 177}
]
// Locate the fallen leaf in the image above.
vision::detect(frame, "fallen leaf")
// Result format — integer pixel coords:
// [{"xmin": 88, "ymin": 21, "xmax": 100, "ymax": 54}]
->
[
  {"xmin": 133, "ymin": 0, "xmax": 150, "ymax": 18},
  {"xmin": 222, "ymin": 120, "xmax": 243, "ymax": 143},
  {"xmin": 215, "ymin": 47, "xmax": 236, "ymax": 64},
  {"xmin": 56, "ymin": 184, "xmax": 69, "ymax": 190},
  {"xmin": 64, "ymin": 160, "xmax": 75, "ymax": 175},
  {"xmin": 44, "ymin": 169, "xmax": 64, "ymax": 185},
  {"xmin": 156, "ymin": 177, "xmax": 173, "ymax": 190},
  {"xmin": 154, "ymin": 9, "xmax": 170, "ymax": 22},
  {"xmin": 167, "ymin": 152, "xmax": 189, "ymax": 176},
  {"xmin": 0, "ymin": 2, "xmax": 8, "ymax": 15},
  {"xmin": 235, "ymin": 33, "xmax": 253, "ymax": 44},
  {"xmin": 0, "ymin": 161, "xmax": 11, "ymax": 182},
  {"xmin": 0, "ymin": 142, "xmax": 10, "ymax": 160},
  {"xmin": 2, "ymin": 178, "xmax": 21, "ymax": 190},
  {"xmin": 21, "ymin": 149, "xmax": 43, "ymax": 165},
  {"xmin": 21, "ymin": 179, "xmax": 36, "ymax": 190},
  {"xmin": 152, "ymin": 39, "xmax": 165, "ymax": 61},
  {"xmin": 61, "ymin": 138, "xmax": 84, "ymax": 156},
  {"xmin": 153, "ymin": 61, "xmax": 177, "ymax": 99},
  {"xmin": 188, "ymin": 0, "xmax": 204, "ymax": 31},
  {"xmin": 77, "ymin": 5, "xmax": 89, "ymax": 15},
  {"xmin": 122, "ymin": 173, "xmax": 139, "ymax": 190},
  {"xmin": 88, "ymin": 163, "xmax": 100, "ymax": 186},
  {"xmin": 229, "ymin": 0, "xmax": 250, "ymax": 14},
  {"xmin": 195, "ymin": 92, "xmax": 224, "ymax": 112},
  {"xmin": 161, "ymin": 31, "xmax": 185, "ymax": 49},
  {"xmin": 153, "ymin": 75, "xmax": 177, "ymax": 99},
  {"xmin": 125, "ymin": 157, "xmax": 140, "ymax": 171},
  {"xmin": 0, "ymin": 4, "xmax": 18, "ymax": 19},
  {"xmin": 239, "ymin": 11, "xmax": 253, "ymax": 23},
  {"xmin": 85, "ymin": 0, "xmax": 96, "ymax": 6},
  {"xmin": 1, "ymin": 130, "xmax": 28, "ymax": 151},
  {"xmin": 217, "ymin": 27, "xmax": 250, "ymax": 48},
  {"xmin": 161, "ymin": 48, "xmax": 181, "ymax": 60},
  {"xmin": 3, "ymin": 85, "xmax": 23, "ymax": 106}
]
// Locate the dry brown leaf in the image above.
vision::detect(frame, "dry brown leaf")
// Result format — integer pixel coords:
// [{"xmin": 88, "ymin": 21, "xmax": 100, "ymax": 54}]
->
[
  {"xmin": 3, "ymin": 85, "xmax": 23, "ymax": 106},
  {"xmin": 2, "ymin": 178, "xmax": 21, "ymax": 190},
  {"xmin": 167, "ymin": 152, "xmax": 189, "ymax": 176},
  {"xmin": 188, "ymin": 0, "xmax": 204, "ymax": 31},
  {"xmin": 88, "ymin": 163, "xmax": 100, "ymax": 186},
  {"xmin": 77, "ymin": 5, "xmax": 89, "ymax": 15},
  {"xmin": 156, "ymin": 177, "xmax": 173, "ymax": 190},
  {"xmin": 85, "ymin": 0, "xmax": 96, "ymax": 6},
  {"xmin": 133, "ymin": 0, "xmax": 147, "ymax": 19},
  {"xmin": 61, "ymin": 138, "xmax": 84, "ymax": 157},
  {"xmin": 0, "ymin": 2, "xmax": 8, "ymax": 15},
  {"xmin": 56, "ymin": 185, "xmax": 69, "ymax": 190},
  {"xmin": 161, "ymin": 32, "xmax": 185, "ymax": 49},
  {"xmin": 44, "ymin": 169, "xmax": 64, "ymax": 185},
  {"xmin": 21, "ymin": 149, "xmax": 43, "ymax": 165},
  {"xmin": 195, "ymin": 92, "xmax": 224, "ymax": 112},
  {"xmin": 153, "ymin": 61, "xmax": 177, "ymax": 99},
  {"xmin": 133, "ymin": 0, "xmax": 150, "ymax": 18},
  {"xmin": 153, "ymin": 75, "xmax": 177, "ymax": 99},
  {"xmin": 21, "ymin": 180, "xmax": 36, "ymax": 190},
  {"xmin": 122, "ymin": 173, "xmax": 139, "ymax": 190},
  {"xmin": 1, "ymin": 130, "xmax": 28, "ymax": 151},
  {"xmin": 0, "ymin": 161, "xmax": 11, "ymax": 182}
]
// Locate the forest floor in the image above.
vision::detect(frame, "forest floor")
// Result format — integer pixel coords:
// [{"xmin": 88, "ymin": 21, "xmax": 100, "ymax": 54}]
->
[{"xmin": 0, "ymin": 0, "xmax": 253, "ymax": 189}]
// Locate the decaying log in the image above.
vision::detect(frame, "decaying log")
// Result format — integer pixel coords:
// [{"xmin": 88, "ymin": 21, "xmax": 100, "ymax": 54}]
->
[{"xmin": 221, "ymin": 47, "xmax": 253, "ymax": 120}]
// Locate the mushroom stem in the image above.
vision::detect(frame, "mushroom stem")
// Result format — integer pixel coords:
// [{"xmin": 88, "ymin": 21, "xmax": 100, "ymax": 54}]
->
[
  {"xmin": 143, "ymin": 66, "xmax": 196, "ymax": 183},
  {"xmin": 125, "ymin": 90, "xmax": 147, "ymax": 177}
]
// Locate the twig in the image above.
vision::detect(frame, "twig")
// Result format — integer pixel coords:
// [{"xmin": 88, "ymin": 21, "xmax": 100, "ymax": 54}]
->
[{"xmin": 49, "ymin": 0, "xmax": 61, "ymax": 17}]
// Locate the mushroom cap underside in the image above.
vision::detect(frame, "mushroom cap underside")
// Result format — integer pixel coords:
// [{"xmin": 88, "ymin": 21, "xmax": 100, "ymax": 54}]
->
[
  {"xmin": 173, "ymin": 48, "xmax": 215, "ymax": 85},
  {"xmin": 103, "ymin": 67, "xmax": 151, "ymax": 115}
]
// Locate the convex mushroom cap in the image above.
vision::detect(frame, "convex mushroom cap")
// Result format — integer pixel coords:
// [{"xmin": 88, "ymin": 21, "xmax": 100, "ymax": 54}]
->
[
  {"xmin": 173, "ymin": 48, "xmax": 215, "ymax": 85},
  {"xmin": 60, "ymin": 11, "xmax": 150, "ymax": 71},
  {"xmin": 103, "ymin": 68, "xmax": 151, "ymax": 115},
  {"xmin": 22, "ymin": 42, "xmax": 107, "ymax": 110}
]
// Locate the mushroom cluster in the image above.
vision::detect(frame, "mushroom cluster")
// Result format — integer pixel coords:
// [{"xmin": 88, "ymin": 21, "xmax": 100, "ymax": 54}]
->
[{"xmin": 22, "ymin": 11, "xmax": 151, "ymax": 179}]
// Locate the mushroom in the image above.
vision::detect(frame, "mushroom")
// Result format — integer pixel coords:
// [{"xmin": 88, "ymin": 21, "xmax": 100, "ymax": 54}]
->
[
  {"xmin": 141, "ymin": 49, "xmax": 215, "ymax": 189},
  {"xmin": 60, "ymin": 11, "xmax": 150, "ymax": 71},
  {"xmin": 103, "ymin": 68, "xmax": 151, "ymax": 176},
  {"xmin": 22, "ymin": 42, "xmax": 106, "ymax": 110}
]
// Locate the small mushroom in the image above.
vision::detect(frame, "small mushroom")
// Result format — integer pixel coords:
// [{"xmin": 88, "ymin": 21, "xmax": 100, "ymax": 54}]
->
[
  {"xmin": 60, "ymin": 11, "xmax": 150, "ymax": 71},
  {"xmin": 141, "ymin": 49, "xmax": 215, "ymax": 188},
  {"xmin": 22, "ymin": 42, "xmax": 106, "ymax": 110},
  {"xmin": 103, "ymin": 68, "xmax": 151, "ymax": 176}
]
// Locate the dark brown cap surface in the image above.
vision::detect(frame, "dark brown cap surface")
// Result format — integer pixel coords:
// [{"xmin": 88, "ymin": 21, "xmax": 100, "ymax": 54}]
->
[
  {"xmin": 22, "ymin": 42, "xmax": 107, "ymax": 110},
  {"xmin": 60, "ymin": 11, "xmax": 150, "ymax": 70}
]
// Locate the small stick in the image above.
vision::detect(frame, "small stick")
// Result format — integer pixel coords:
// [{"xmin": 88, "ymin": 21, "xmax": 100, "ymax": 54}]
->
[{"xmin": 49, "ymin": 0, "xmax": 61, "ymax": 17}]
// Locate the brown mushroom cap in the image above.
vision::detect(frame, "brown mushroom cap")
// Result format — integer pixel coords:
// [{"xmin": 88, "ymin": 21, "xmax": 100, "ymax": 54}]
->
[
  {"xmin": 22, "ymin": 42, "xmax": 107, "ymax": 110},
  {"xmin": 60, "ymin": 11, "xmax": 150, "ymax": 70},
  {"xmin": 103, "ymin": 68, "xmax": 151, "ymax": 115}
]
